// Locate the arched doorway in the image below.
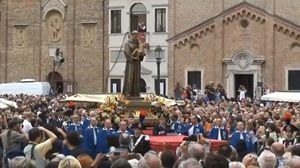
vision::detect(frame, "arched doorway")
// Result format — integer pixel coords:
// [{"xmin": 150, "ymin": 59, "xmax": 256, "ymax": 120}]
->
[
  {"xmin": 139, "ymin": 78, "xmax": 147, "ymax": 93},
  {"xmin": 130, "ymin": 3, "xmax": 147, "ymax": 32},
  {"xmin": 46, "ymin": 71, "xmax": 63, "ymax": 94}
]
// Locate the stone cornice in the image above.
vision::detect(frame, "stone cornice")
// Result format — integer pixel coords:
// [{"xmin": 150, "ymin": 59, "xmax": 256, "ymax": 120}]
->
[
  {"xmin": 222, "ymin": 4, "xmax": 266, "ymax": 25},
  {"xmin": 273, "ymin": 19, "xmax": 300, "ymax": 40}
]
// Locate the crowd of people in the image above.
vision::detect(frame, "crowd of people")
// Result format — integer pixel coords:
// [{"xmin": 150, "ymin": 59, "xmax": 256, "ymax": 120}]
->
[{"xmin": 0, "ymin": 81, "xmax": 299, "ymax": 168}]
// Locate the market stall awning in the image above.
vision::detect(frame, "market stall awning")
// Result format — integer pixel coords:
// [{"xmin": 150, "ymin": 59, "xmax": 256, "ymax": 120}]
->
[{"xmin": 261, "ymin": 92, "xmax": 300, "ymax": 102}]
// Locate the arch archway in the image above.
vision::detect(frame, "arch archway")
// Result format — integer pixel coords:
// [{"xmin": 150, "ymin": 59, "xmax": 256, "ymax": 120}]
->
[
  {"xmin": 46, "ymin": 71, "xmax": 63, "ymax": 94},
  {"xmin": 130, "ymin": 3, "xmax": 147, "ymax": 32},
  {"xmin": 139, "ymin": 78, "xmax": 147, "ymax": 93}
]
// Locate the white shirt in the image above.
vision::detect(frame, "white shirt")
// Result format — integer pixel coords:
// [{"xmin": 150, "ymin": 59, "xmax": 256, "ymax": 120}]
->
[
  {"xmin": 188, "ymin": 126, "xmax": 194, "ymax": 136},
  {"xmin": 240, "ymin": 132, "xmax": 244, "ymax": 140},
  {"xmin": 217, "ymin": 128, "xmax": 222, "ymax": 140},
  {"xmin": 239, "ymin": 90, "xmax": 246, "ymax": 100},
  {"xmin": 92, "ymin": 127, "xmax": 97, "ymax": 145},
  {"xmin": 22, "ymin": 119, "xmax": 33, "ymax": 135}
]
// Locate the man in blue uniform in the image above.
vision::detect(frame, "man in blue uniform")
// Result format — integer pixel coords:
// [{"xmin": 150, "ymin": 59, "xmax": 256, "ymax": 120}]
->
[
  {"xmin": 230, "ymin": 121, "xmax": 255, "ymax": 153},
  {"xmin": 67, "ymin": 114, "xmax": 82, "ymax": 134},
  {"xmin": 98, "ymin": 119, "xmax": 117, "ymax": 153},
  {"xmin": 83, "ymin": 117, "xmax": 100, "ymax": 158},
  {"xmin": 183, "ymin": 115, "xmax": 204, "ymax": 136},
  {"xmin": 118, "ymin": 120, "xmax": 132, "ymax": 136},
  {"xmin": 170, "ymin": 115, "xmax": 184, "ymax": 134},
  {"xmin": 82, "ymin": 111, "xmax": 97, "ymax": 135},
  {"xmin": 209, "ymin": 118, "xmax": 228, "ymax": 140}
]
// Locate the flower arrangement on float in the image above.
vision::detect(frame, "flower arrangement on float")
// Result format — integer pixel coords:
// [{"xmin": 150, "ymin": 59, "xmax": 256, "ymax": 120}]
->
[
  {"xmin": 143, "ymin": 93, "xmax": 157, "ymax": 103},
  {"xmin": 100, "ymin": 94, "xmax": 130, "ymax": 113},
  {"xmin": 143, "ymin": 93, "xmax": 167, "ymax": 116},
  {"xmin": 100, "ymin": 95, "xmax": 118, "ymax": 113},
  {"xmin": 143, "ymin": 93, "xmax": 166, "ymax": 106},
  {"xmin": 117, "ymin": 94, "xmax": 130, "ymax": 105}
]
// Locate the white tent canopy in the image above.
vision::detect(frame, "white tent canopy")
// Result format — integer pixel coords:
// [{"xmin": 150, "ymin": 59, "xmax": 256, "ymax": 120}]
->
[
  {"xmin": 0, "ymin": 102, "xmax": 10, "ymax": 109},
  {"xmin": 0, "ymin": 98, "xmax": 18, "ymax": 109},
  {"xmin": 62, "ymin": 93, "xmax": 178, "ymax": 107},
  {"xmin": 261, "ymin": 92, "xmax": 300, "ymax": 102},
  {"xmin": 62, "ymin": 94, "xmax": 107, "ymax": 103}
]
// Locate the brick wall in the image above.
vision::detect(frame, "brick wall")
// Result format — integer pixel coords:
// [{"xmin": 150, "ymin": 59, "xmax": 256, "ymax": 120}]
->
[{"xmin": 0, "ymin": 0, "xmax": 109, "ymax": 93}]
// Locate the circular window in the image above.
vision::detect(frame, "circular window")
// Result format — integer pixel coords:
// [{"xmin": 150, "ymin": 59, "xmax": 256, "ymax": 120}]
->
[{"xmin": 240, "ymin": 19, "xmax": 249, "ymax": 28}]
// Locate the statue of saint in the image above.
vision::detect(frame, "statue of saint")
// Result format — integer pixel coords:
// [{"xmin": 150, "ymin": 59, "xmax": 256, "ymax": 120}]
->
[
  {"xmin": 49, "ymin": 16, "xmax": 61, "ymax": 42},
  {"xmin": 122, "ymin": 31, "xmax": 147, "ymax": 97}
]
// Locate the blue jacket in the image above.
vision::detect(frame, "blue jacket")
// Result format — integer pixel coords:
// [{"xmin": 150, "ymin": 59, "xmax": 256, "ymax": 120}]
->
[
  {"xmin": 83, "ymin": 126, "xmax": 101, "ymax": 158},
  {"xmin": 82, "ymin": 118, "xmax": 91, "ymax": 134},
  {"xmin": 183, "ymin": 123, "xmax": 204, "ymax": 136},
  {"xmin": 230, "ymin": 131, "xmax": 255, "ymax": 153},
  {"xmin": 98, "ymin": 128, "xmax": 117, "ymax": 154},
  {"xmin": 209, "ymin": 127, "xmax": 228, "ymax": 140},
  {"xmin": 171, "ymin": 121, "xmax": 185, "ymax": 134},
  {"xmin": 67, "ymin": 122, "xmax": 83, "ymax": 134}
]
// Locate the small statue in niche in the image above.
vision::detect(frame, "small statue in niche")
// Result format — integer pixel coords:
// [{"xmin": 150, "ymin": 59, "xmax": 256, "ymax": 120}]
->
[
  {"xmin": 48, "ymin": 13, "xmax": 63, "ymax": 42},
  {"xmin": 16, "ymin": 29, "xmax": 25, "ymax": 47},
  {"xmin": 84, "ymin": 28, "xmax": 94, "ymax": 47}
]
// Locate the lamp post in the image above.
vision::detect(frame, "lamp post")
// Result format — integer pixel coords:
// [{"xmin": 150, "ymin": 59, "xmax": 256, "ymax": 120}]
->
[{"xmin": 155, "ymin": 45, "xmax": 162, "ymax": 96}]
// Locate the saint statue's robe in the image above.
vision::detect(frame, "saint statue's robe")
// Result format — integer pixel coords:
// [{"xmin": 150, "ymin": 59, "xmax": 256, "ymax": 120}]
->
[{"xmin": 122, "ymin": 39, "xmax": 146, "ymax": 97}]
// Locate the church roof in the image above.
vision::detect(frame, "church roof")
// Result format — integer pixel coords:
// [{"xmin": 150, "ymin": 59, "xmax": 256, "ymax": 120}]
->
[{"xmin": 167, "ymin": 1, "xmax": 300, "ymax": 46}]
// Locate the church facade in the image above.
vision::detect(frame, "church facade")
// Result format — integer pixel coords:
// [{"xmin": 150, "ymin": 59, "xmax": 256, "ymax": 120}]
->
[
  {"xmin": 0, "ymin": 0, "xmax": 109, "ymax": 94},
  {"xmin": 168, "ymin": 0, "xmax": 300, "ymax": 98}
]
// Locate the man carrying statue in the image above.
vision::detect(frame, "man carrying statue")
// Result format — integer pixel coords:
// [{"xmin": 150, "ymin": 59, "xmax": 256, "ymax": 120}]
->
[{"xmin": 122, "ymin": 30, "xmax": 148, "ymax": 97}]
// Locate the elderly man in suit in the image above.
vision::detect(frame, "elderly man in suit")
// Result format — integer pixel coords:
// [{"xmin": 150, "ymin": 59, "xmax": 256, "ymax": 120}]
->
[
  {"xmin": 209, "ymin": 117, "xmax": 228, "ymax": 140},
  {"xmin": 183, "ymin": 115, "xmax": 204, "ymax": 136},
  {"xmin": 83, "ymin": 117, "xmax": 100, "ymax": 158},
  {"xmin": 66, "ymin": 114, "xmax": 83, "ymax": 134}
]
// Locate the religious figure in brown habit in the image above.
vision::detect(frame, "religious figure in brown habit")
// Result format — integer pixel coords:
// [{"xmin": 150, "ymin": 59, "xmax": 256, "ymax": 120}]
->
[{"xmin": 122, "ymin": 31, "xmax": 147, "ymax": 97}]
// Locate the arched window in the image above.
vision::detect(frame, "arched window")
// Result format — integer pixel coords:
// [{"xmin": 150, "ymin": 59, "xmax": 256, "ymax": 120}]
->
[{"xmin": 130, "ymin": 3, "xmax": 147, "ymax": 32}]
